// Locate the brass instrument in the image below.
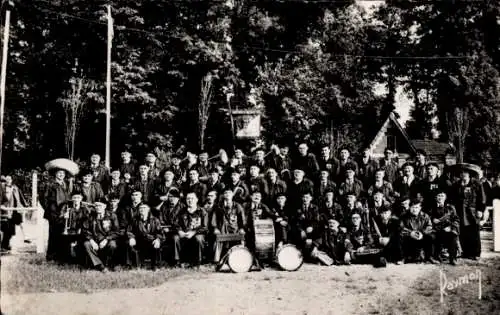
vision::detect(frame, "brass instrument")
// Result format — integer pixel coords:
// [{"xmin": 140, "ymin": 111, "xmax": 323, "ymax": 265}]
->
[
  {"xmin": 155, "ymin": 187, "xmax": 174, "ymax": 211},
  {"xmin": 62, "ymin": 207, "xmax": 72, "ymax": 235}
]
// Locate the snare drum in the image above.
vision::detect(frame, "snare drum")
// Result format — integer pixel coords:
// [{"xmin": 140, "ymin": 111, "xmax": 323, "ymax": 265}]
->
[
  {"xmin": 276, "ymin": 244, "xmax": 303, "ymax": 271},
  {"xmin": 254, "ymin": 219, "xmax": 275, "ymax": 261},
  {"xmin": 227, "ymin": 245, "xmax": 254, "ymax": 273}
]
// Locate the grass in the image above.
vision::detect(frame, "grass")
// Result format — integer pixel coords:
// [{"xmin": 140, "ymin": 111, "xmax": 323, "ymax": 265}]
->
[
  {"xmin": 1, "ymin": 254, "xmax": 209, "ymax": 294},
  {"xmin": 1, "ymin": 253, "xmax": 499, "ymax": 315}
]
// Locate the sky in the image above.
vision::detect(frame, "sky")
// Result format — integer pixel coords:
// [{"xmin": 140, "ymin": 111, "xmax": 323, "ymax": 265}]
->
[{"xmin": 358, "ymin": 0, "xmax": 413, "ymax": 126}]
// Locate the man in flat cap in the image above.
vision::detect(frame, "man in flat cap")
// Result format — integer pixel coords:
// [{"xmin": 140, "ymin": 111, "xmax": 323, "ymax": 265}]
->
[
  {"xmin": 429, "ymin": 189, "xmax": 460, "ymax": 265},
  {"xmin": 448, "ymin": 167, "xmax": 486, "ymax": 260}
]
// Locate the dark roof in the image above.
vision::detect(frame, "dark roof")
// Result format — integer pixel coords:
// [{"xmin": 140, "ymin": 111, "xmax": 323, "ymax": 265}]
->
[
  {"xmin": 410, "ymin": 140, "xmax": 454, "ymax": 157},
  {"xmin": 368, "ymin": 112, "xmax": 417, "ymax": 154}
]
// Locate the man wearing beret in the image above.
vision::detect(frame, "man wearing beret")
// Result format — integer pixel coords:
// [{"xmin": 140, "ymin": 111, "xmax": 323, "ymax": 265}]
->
[
  {"xmin": 127, "ymin": 204, "xmax": 164, "ymax": 270},
  {"xmin": 293, "ymin": 143, "xmax": 320, "ymax": 181},
  {"xmin": 266, "ymin": 168, "xmax": 288, "ymax": 206},
  {"xmin": 418, "ymin": 162, "xmax": 450, "ymax": 211},
  {"xmin": 448, "ymin": 168, "xmax": 486, "ymax": 260},
  {"xmin": 338, "ymin": 164, "xmax": 364, "ymax": 202},
  {"xmin": 400, "ymin": 199, "xmax": 436, "ymax": 263},
  {"xmin": 82, "ymin": 201, "xmax": 120, "ymax": 271},
  {"xmin": 334, "ymin": 148, "xmax": 359, "ymax": 184},
  {"xmin": 225, "ymin": 168, "xmax": 249, "ymax": 204},
  {"xmin": 379, "ymin": 149, "xmax": 399, "ymax": 184},
  {"xmin": 246, "ymin": 164, "xmax": 269, "ymax": 200},
  {"xmin": 132, "ymin": 165, "xmax": 156, "ymax": 205},
  {"xmin": 290, "ymin": 192, "xmax": 322, "ymax": 259},
  {"xmin": 429, "ymin": 190, "xmax": 460, "ymax": 265},
  {"xmin": 75, "ymin": 168, "xmax": 105, "ymax": 205},
  {"xmin": 287, "ymin": 168, "xmax": 315, "ymax": 210},
  {"xmin": 89, "ymin": 154, "xmax": 110, "ymax": 186}
]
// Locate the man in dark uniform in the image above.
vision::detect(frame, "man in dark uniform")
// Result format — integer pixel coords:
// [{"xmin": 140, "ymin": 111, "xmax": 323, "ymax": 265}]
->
[
  {"xmin": 43, "ymin": 169, "xmax": 72, "ymax": 261},
  {"xmin": 132, "ymin": 165, "xmax": 156, "ymax": 205},
  {"xmin": 244, "ymin": 191, "xmax": 274, "ymax": 254},
  {"xmin": 174, "ymin": 192, "xmax": 208, "ymax": 267},
  {"xmin": 400, "ymin": 199, "xmax": 436, "ymax": 263},
  {"xmin": 290, "ymin": 192, "xmax": 322, "ymax": 259},
  {"xmin": 253, "ymin": 148, "xmax": 269, "ymax": 172},
  {"xmin": 206, "ymin": 168, "xmax": 225, "ymax": 197},
  {"xmin": 105, "ymin": 169, "xmax": 128, "ymax": 204},
  {"xmin": 126, "ymin": 204, "xmax": 164, "ymax": 270},
  {"xmin": 367, "ymin": 169, "xmax": 394, "ymax": 204},
  {"xmin": 116, "ymin": 189, "xmax": 143, "ymax": 237},
  {"xmin": 170, "ymin": 154, "xmax": 185, "ymax": 186},
  {"xmin": 82, "ymin": 201, "xmax": 120, "ymax": 271},
  {"xmin": 338, "ymin": 164, "xmax": 364, "ymax": 202},
  {"xmin": 225, "ymin": 168, "xmax": 249, "ymax": 204},
  {"xmin": 345, "ymin": 212, "xmax": 386, "ymax": 267},
  {"xmin": 287, "ymin": 169, "xmax": 314, "ymax": 209},
  {"xmin": 318, "ymin": 145, "xmax": 338, "ymax": 175},
  {"xmin": 58, "ymin": 193, "xmax": 90, "ymax": 264},
  {"xmin": 448, "ymin": 167, "xmax": 485, "ymax": 260},
  {"xmin": 393, "ymin": 163, "xmax": 420, "ymax": 202},
  {"xmin": 371, "ymin": 206, "xmax": 403, "ymax": 264},
  {"xmin": 379, "ymin": 149, "xmax": 399, "ymax": 184},
  {"xmin": 429, "ymin": 190, "xmax": 460, "ymax": 265},
  {"xmin": 145, "ymin": 152, "xmax": 163, "ymax": 180},
  {"xmin": 194, "ymin": 151, "xmax": 212, "ymax": 183},
  {"xmin": 316, "ymin": 218, "xmax": 349, "ymax": 265},
  {"xmin": 75, "ymin": 168, "xmax": 105, "ymax": 204},
  {"xmin": 271, "ymin": 193, "xmax": 291, "ymax": 247},
  {"xmin": 315, "ymin": 170, "xmax": 337, "ymax": 203},
  {"xmin": 414, "ymin": 150, "xmax": 428, "ymax": 180},
  {"xmin": 418, "ymin": 162, "xmax": 449, "ymax": 211},
  {"xmin": 89, "ymin": 154, "xmax": 110, "ymax": 186},
  {"xmin": 357, "ymin": 149, "xmax": 379, "ymax": 188},
  {"xmin": 335, "ymin": 148, "xmax": 359, "ymax": 184},
  {"xmin": 211, "ymin": 188, "xmax": 247, "ymax": 262},
  {"xmin": 246, "ymin": 164, "xmax": 269, "ymax": 200},
  {"xmin": 153, "ymin": 169, "xmax": 179, "ymax": 210},
  {"xmin": 183, "ymin": 169, "xmax": 208, "ymax": 205},
  {"xmin": 266, "ymin": 168, "xmax": 287, "ymax": 207},
  {"xmin": 119, "ymin": 151, "xmax": 136, "ymax": 183},
  {"xmin": 319, "ymin": 189, "xmax": 344, "ymax": 226},
  {"xmin": 293, "ymin": 143, "xmax": 320, "ymax": 180}
]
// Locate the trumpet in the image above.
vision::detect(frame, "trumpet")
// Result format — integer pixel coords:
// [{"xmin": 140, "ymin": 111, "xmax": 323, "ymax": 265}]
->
[{"xmin": 62, "ymin": 207, "xmax": 72, "ymax": 235}]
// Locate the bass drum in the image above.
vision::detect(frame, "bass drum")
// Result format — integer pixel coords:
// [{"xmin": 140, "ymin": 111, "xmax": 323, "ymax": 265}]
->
[
  {"xmin": 227, "ymin": 245, "xmax": 254, "ymax": 273},
  {"xmin": 276, "ymin": 244, "xmax": 303, "ymax": 271},
  {"xmin": 253, "ymin": 219, "xmax": 276, "ymax": 261}
]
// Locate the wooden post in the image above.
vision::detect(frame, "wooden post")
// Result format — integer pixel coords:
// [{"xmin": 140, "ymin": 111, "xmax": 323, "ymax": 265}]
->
[
  {"xmin": 0, "ymin": 2, "xmax": 13, "ymax": 175},
  {"xmin": 494, "ymin": 199, "xmax": 500, "ymax": 252},
  {"xmin": 104, "ymin": 5, "xmax": 113, "ymax": 169},
  {"xmin": 32, "ymin": 172, "xmax": 44, "ymax": 254}
]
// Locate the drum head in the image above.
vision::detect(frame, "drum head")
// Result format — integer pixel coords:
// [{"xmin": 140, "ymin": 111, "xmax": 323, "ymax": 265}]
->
[
  {"xmin": 277, "ymin": 245, "xmax": 303, "ymax": 271},
  {"xmin": 227, "ymin": 246, "xmax": 253, "ymax": 273}
]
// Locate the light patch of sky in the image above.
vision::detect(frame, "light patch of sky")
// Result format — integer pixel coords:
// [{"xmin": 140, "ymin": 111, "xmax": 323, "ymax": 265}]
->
[{"xmin": 358, "ymin": 0, "xmax": 414, "ymax": 126}]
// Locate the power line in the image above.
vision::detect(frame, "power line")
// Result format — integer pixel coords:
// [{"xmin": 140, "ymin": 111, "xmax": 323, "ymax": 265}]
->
[{"xmin": 15, "ymin": 2, "xmax": 485, "ymax": 61}]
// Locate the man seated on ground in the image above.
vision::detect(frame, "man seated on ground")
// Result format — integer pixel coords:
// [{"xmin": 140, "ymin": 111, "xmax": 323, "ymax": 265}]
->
[
  {"xmin": 400, "ymin": 199, "xmax": 436, "ymax": 264},
  {"xmin": 371, "ymin": 206, "xmax": 403, "ymax": 265},
  {"xmin": 290, "ymin": 192, "xmax": 322, "ymax": 261},
  {"xmin": 429, "ymin": 190, "xmax": 460, "ymax": 265},
  {"xmin": 127, "ymin": 204, "xmax": 164, "ymax": 270},
  {"xmin": 345, "ymin": 212, "xmax": 386, "ymax": 267},
  {"xmin": 58, "ymin": 192, "xmax": 90, "ymax": 264},
  {"xmin": 82, "ymin": 201, "xmax": 120, "ymax": 272},
  {"xmin": 315, "ymin": 218, "xmax": 349, "ymax": 265},
  {"xmin": 211, "ymin": 188, "xmax": 247, "ymax": 263},
  {"xmin": 174, "ymin": 192, "xmax": 208, "ymax": 268}
]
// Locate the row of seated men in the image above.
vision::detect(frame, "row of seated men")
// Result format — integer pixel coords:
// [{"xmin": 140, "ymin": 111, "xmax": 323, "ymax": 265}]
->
[{"xmin": 55, "ymin": 181, "xmax": 465, "ymax": 272}]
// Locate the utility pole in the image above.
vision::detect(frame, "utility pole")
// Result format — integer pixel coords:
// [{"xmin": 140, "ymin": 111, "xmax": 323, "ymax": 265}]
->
[
  {"xmin": 0, "ymin": 1, "xmax": 13, "ymax": 174},
  {"xmin": 105, "ymin": 4, "xmax": 113, "ymax": 169}
]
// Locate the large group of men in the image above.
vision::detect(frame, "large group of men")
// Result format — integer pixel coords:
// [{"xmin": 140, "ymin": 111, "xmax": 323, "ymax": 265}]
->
[{"xmin": 3, "ymin": 143, "xmax": 494, "ymax": 271}]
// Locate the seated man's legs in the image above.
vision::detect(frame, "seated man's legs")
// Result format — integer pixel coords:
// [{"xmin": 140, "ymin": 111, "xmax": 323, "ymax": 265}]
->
[{"xmin": 82, "ymin": 240, "xmax": 104, "ymax": 269}]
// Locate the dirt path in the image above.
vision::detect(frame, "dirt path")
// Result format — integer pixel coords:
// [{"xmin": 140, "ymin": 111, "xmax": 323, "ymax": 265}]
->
[{"xmin": 1, "ymin": 263, "xmax": 434, "ymax": 315}]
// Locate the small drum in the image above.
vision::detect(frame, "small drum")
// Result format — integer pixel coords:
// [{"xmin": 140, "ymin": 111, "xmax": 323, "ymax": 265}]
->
[
  {"xmin": 227, "ymin": 245, "xmax": 254, "ymax": 273},
  {"xmin": 276, "ymin": 244, "xmax": 303, "ymax": 271},
  {"xmin": 254, "ymin": 219, "xmax": 275, "ymax": 261}
]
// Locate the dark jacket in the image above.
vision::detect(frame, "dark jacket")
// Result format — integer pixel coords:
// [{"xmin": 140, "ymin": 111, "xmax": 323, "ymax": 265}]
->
[
  {"xmin": 127, "ymin": 214, "xmax": 164, "ymax": 243},
  {"xmin": 211, "ymin": 201, "xmax": 246, "ymax": 234},
  {"xmin": 43, "ymin": 180, "xmax": 71, "ymax": 221},
  {"xmin": 429, "ymin": 203, "xmax": 460, "ymax": 235},
  {"xmin": 448, "ymin": 180, "xmax": 486, "ymax": 227},
  {"xmin": 83, "ymin": 211, "xmax": 120, "ymax": 242},
  {"xmin": 175, "ymin": 207, "xmax": 209, "ymax": 234}
]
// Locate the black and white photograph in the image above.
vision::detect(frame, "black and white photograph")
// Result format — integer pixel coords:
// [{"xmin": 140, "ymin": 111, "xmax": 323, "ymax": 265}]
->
[{"xmin": 0, "ymin": 0, "xmax": 499, "ymax": 314}]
